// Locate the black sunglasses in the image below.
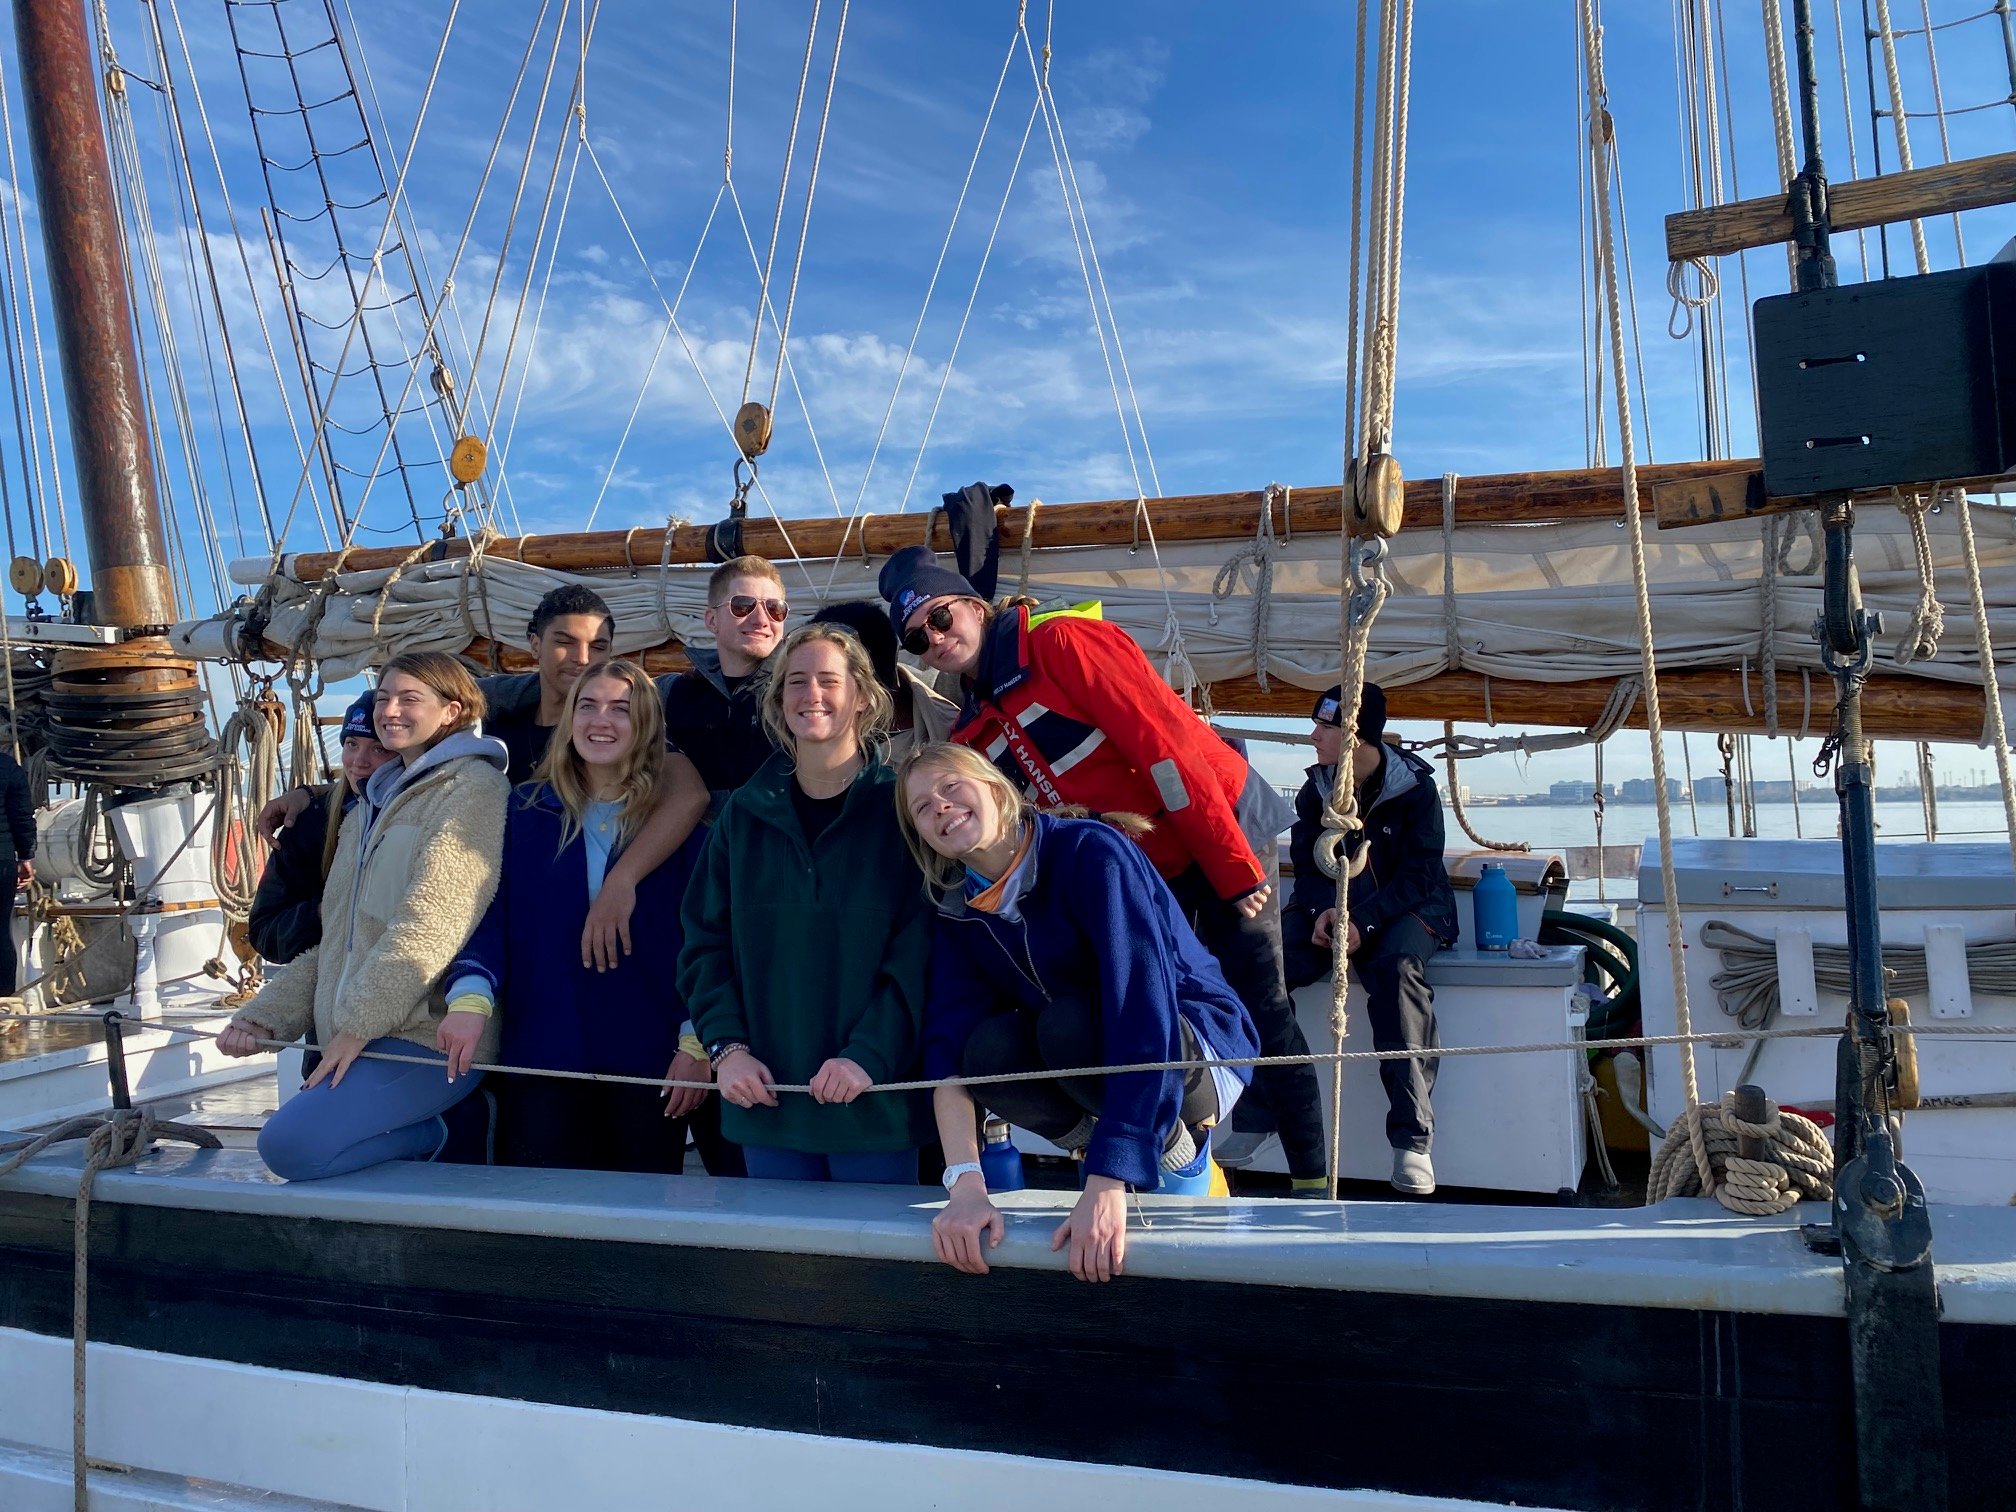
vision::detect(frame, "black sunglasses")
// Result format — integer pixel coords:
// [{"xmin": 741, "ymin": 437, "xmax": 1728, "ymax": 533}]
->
[
  {"xmin": 724, "ymin": 595, "xmax": 788, "ymax": 624},
  {"xmin": 902, "ymin": 603, "xmax": 958, "ymax": 656}
]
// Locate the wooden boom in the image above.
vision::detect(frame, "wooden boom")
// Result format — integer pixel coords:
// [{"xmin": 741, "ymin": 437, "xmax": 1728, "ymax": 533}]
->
[
  {"xmin": 461, "ymin": 636, "xmax": 1989, "ymax": 743},
  {"xmin": 1665, "ymin": 151, "xmax": 2016, "ymax": 262},
  {"xmin": 260, "ymin": 459, "xmax": 1744, "ymax": 583}
]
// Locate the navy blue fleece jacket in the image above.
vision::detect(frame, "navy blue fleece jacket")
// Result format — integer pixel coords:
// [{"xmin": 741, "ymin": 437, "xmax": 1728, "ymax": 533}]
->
[{"xmin": 922, "ymin": 814, "xmax": 1259, "ymax": 1187}]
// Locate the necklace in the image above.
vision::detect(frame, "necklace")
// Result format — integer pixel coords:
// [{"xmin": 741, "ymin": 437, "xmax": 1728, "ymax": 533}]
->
[{"xmin": 795, "ymin": 754, "xmax": 862, "ymax": 798}]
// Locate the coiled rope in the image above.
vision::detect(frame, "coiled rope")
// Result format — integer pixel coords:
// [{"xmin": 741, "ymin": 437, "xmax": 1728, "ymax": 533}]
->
[
  {"xmin": 1703, "ymin": 917, "xmax": 2016, "ymax": 1031},
  {"xmin": 1647, "ymin": 1089, "xmax": 1833, "ymax": 1214}
]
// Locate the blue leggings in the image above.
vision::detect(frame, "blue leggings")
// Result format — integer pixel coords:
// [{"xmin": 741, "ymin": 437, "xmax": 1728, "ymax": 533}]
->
[
  {"xmin": 741, "ymin": 1144, "xmax": 917, "ymax": 1184},
  {"xmin": 258, "ymin": 1037, "xmax": 481, "ymax": 1182}
]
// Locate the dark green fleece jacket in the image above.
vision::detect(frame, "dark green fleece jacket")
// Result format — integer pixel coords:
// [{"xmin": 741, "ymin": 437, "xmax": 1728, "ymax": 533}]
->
[{"xmin": 677, "ymin": 753, "xmax": 933, "ymax": 1154}]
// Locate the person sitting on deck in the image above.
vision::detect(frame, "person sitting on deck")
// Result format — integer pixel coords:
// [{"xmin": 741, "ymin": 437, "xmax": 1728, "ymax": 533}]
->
[
  {"xmin": 677, "ymin": 623, "xmax": 933, "ymax": 1184},
  {"xmin": 808, "ymin": 599, "xmax": 959, "ymax": 762},
  {"xmin": 661, "ymin": 555, "xmax": 791, "ymax": 814},
  {"xmin": 897, "ymin": 742, "xmax": 1260, "ymax": 1284},
  {"xmin": 1280, "ymin": 682, "xmax": 1459, "ymax": 1196},
  {"xmin": 444, "ymin": 659, "xmax": 713, "ymax": 1174},
  {"xmin": 218, "ymin": 652, "xmax": 509, "ymax": 1182},
  {"xmin": 246, "ymin": 690, "xmax": 393, "ymax": 968},
  {"xmin": 255, "ymin": 583, "xmax": 710, "ymax": 976},
  {"xmin": 877, "ymin": 543, "xmax": 1330, "ymax": 1194}
]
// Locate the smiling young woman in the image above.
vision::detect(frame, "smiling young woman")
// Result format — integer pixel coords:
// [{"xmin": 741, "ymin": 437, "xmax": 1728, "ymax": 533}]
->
[
  {"xmin": 676, "ymin": 623, "xmax": 933, "ymax": 1184},
  {"xmin": 893, "ymin": 742, "xmax": 1260, "ymax": 1284},
  {"xmin": 442, "ymin": 659, "xmax": 730, "ymax": 1175},
  {"xmin": 219, "ymin": 651, "xmax": 510, "ymax": 1182}
]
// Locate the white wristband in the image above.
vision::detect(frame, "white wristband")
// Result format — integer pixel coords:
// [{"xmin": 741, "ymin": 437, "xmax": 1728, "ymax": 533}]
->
[{"xmin": 940, "ymin": 1161, "xmax": 985, "ymax": 1192}]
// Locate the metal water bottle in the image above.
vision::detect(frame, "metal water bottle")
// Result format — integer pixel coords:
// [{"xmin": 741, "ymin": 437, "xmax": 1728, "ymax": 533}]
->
[
  {"xmin": 980, "ymin": 1117, "xmax": 1025, "ymax": 1191},
  {"xmin": 1474, "ymin": 862, "xmax": 1518, "ymax": 951}
]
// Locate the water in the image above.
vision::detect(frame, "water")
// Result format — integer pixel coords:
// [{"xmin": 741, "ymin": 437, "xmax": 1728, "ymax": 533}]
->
[{"xmin": 1446, "ymin": 798, "xmax": 2015, "ymax": 853}]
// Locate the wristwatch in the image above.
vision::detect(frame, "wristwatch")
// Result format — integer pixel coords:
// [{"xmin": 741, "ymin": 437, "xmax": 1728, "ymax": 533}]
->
[{"xmin": 940, "ymin": 1161, "xmax": 985, "ymax": 1192}]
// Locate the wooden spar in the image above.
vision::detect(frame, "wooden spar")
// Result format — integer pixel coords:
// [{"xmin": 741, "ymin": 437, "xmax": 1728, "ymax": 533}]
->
[
  {"xmin": 13, "ymin": 0, "xmax": 178, "ymax": 626},
  {"xmin": 1664, "ymin": 150, "xmax": 2016, "ymax": 262},
  {"xmin": 255, "ymin": 459, "xmax": 1746, "ymax": 583},
  {"xmin": 454, "ymin": 635, "xmax": 1990, "ymax": 743}
]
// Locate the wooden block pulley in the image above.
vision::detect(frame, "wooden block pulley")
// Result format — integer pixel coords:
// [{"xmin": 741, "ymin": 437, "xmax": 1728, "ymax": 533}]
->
[
  {"xmin": 1348, "ymin": 452, "xmax": 1404, "ymax": 539},
  {"xmin": 8, "ymin": 556, "xmax": 43, "ymax": 596},
  {"xmin": 734, "ymin": 401, "xmax": 773, "ymax": 461}
]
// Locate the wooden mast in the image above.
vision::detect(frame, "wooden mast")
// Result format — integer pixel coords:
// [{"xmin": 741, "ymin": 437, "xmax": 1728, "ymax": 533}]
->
[{"xmin": 13, "ymin": 0, "xmax": 177, "ymax": 627}]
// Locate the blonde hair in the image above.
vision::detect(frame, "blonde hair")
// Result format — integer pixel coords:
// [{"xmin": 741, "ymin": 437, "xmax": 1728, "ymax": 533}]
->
[
  {"xmin": 893, "ymin": 742, "xmax": 1029, "ymax": 892},
  {"xmin": 377, "ymin": 650, "xmax": 485, "ymax": 743},
  {"xmin": 760, "ymin": 623, "xmax": 893, "ymax": 759},
  {"xmin": 533, "ymin": 659, "xmax": 668, "ymax": 853},
  {"xmin": 707, "ymin": 554, "xmax": 784, "ymax": 603}
]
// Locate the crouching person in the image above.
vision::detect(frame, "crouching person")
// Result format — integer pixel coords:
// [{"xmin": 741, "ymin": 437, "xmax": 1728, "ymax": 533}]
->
[
  {"xmin": 1281, "ymin": 683, "xmax": 1458, "ymax": 1195},
  {"xmin": 218, "ymin": 653, "xmax": 509, "ymax": 1181},
  {"xmin": 898, "ymin": 744, "xmax": 1259, "ymax": 1284},
  {"xmin": 447, "ymin": 659, "xmax": 715, "ymax": 1174},
  {"xmin": 676, "ymin": 623, "xmax": 933, "ymax": 1183}
]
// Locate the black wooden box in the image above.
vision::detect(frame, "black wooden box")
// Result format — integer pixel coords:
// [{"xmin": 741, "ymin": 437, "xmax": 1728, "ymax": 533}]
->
[{"xmin": 1753, "ymin": 260, "xmax": 2016, "ymax": 497}]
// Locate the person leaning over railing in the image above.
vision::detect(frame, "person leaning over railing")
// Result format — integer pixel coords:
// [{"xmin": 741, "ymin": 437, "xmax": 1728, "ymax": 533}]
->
[
  {"xmin": 877, "ymin": 544, "xmax": 1330, "ymax": 1194},
  {"xmin": 896, "ymin": 742, "xmax": 1259, "ymax": 1283},
  {"xmin": 218, "ymin": 652, "xmax": 508, "ymax": 1182},
  {"xmin": 442, "ymin": 659, "xmax": 712, "ymax": 1174},
  {"xmin": 676, "ymin": 623, "xmax": 934, "ymax": 1184}
]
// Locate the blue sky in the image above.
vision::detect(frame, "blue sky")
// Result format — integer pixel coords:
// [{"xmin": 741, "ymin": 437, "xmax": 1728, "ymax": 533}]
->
[{"xmin": 5, "ymin": 0, "xmax": 2015, "ymax": 794}]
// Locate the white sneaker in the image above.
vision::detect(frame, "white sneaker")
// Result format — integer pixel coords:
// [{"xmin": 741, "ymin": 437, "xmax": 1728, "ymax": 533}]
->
[
  {"xmin": 1391, "ymin": 1150, "xmax": 1436, "ymax": 1195},
  {"xmin": 1211, "ymin": 1130, "xmax": 1280, "ymax": 1171}
]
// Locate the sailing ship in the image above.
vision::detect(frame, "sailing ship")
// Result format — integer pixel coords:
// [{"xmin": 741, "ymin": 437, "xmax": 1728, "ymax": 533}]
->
[{"xmin": 2, "ymin": 1, "xmax": 2014, "ymax": 1508}]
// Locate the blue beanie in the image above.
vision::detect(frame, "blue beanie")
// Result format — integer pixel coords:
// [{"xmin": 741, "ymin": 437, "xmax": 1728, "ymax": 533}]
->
[
  {"xmin": 340, "ymin": 690, "xmax": 378, "ymax": 743},
  {"xmin": 878, "ymin": 544, "xmax": 979, "ymax": 638}
]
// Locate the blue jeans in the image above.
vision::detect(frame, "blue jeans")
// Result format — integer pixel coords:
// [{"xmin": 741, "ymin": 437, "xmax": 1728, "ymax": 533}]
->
[
  {"xmin": 258, "ymin": 1037, "xmax": 481, "ymax": 1182},
  {"xmin": 741, "ymin": 1144, "xmax": 917, "ymax": 1184}
]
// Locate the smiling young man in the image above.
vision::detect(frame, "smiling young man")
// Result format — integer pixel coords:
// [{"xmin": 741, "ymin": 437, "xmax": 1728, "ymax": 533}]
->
[{"xmin": 660, "ymin": 556, "xmax": 791, "ymax": 814}]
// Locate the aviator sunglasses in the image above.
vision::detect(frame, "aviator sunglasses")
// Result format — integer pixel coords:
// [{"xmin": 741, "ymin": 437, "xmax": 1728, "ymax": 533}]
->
[
  {"xmin": 902, "ymin": 603, "xmax": 958, "ymax": 656},
  {"xmin": 723, "ymin": 594, "xmax": 789, "ymax": 624}
]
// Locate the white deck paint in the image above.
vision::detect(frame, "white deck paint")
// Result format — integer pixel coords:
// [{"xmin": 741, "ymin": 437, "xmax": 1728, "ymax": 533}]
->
[
  {"xmin": 0, "ymin": 1328, "xmax": 1535, "ymax": 1512},
  {"xmin": 4, "ymin": 1144, "xmax": 2015, "ymax": 1323}
]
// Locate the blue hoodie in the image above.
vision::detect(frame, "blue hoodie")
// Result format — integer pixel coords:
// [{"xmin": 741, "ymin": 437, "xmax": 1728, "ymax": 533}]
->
[{"xmin": 922, "ymin": 813, "xmax": 1260, "ymax": 1187}]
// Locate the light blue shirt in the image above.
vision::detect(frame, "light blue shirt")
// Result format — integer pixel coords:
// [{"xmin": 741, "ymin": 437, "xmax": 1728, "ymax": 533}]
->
[{"xmin": 582, "ymin": 800, "xmax": 621, "ymax": 902}]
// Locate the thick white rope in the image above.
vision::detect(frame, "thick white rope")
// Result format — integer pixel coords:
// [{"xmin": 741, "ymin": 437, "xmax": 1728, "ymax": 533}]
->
[
  {"xmin": 740, "ymin": 0, "xmax": 823, "ymax": 405},
  {"xmin": 1893, "ymin": 490, "xmax": 1946, "ymax": 665},
  {"xmin": 1912, "ymin": 0, "xmax": 1967, "ymax": 260},
  {"xmin": 1870, "ymin": 0, "xmax": 1934, "ymax": 275},
  {"xmin": 1582, "ymin": 0, "xmax": 1700, "ymax": 1110},
  {"xmin": 843, "ymin": 22, "xmax": 1021, "ymax": 531},
  {"xmin": 1957, "ymin": 490, "xmax": 2016, "ymax": 878},
  {"xmin": 1759, "ymin": 0, "xmax": 1801, "ymax": 286},
  {"xmin": 765, "ymin": 0, "xmax": 851, "ymax": 417}
]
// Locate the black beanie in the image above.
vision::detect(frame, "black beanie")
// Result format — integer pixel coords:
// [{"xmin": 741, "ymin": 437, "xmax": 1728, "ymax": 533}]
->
[
  {"xmin": 1312, "ymin": 681, "xmax": 1387, "ymax": 741},
  {"xmin": 878, "ymin": 544, "xmax": 980, "ymax": 639},
  {"xmin": 810, "ymin": 601, "xmax": 900, "ymax": 693}
]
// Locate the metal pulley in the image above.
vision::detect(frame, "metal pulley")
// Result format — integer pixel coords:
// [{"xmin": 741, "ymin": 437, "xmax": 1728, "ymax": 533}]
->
[
  {"xmin": 1347, "ymin": 452, "xmax": 1404, "ymax": 538},
  {"xmin": 733, "ymin": 401, "xmax": 773, "ymax": 460}
]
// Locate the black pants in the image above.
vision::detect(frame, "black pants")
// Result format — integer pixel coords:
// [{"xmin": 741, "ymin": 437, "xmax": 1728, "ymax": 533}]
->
[
  {"xmin": 1170, "ymin": 868, "xmax": 1328, "ymax": 1180},
  {"xmin": 0, "ymin": 882, "xmax": 18, "ymax": 997},
  {"xmin": 495, "ymin": 1074, "xmax": 745, "ymax": 1177},
  {"xmin": 960, "ymin": 995, "xmax": 1218, "ymax": 1150},
  {"xmin": 1288, "ymin": 913, "xmax": 1441, "ymax": 1154}
]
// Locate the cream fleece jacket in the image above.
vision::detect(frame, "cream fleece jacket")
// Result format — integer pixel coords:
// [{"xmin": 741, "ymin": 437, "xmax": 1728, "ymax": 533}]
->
[{"xmin": 234, "ymin": 734, "xmax": 509, "ymax": 1059}]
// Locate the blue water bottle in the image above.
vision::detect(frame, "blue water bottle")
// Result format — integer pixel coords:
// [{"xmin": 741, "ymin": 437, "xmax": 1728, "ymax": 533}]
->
[
  {"xmin": 980, "ymin": 1116, "xmax": 1025, "ymax": 1192},
  {"xmin": 1474, "ymin": 862, "xmax": 1518, "ymax": 951}
]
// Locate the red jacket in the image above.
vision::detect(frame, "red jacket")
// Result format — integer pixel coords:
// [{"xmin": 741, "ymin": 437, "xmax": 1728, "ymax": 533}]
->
[{"xmin": 951, "ymin": 607, "xmax": 1266, "ymax": 901}]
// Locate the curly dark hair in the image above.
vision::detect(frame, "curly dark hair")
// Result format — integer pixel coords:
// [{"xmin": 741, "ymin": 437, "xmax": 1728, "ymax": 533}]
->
[{"xmin": 526, "ymin": 583, "xmax": 614, "ymax": 643}]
